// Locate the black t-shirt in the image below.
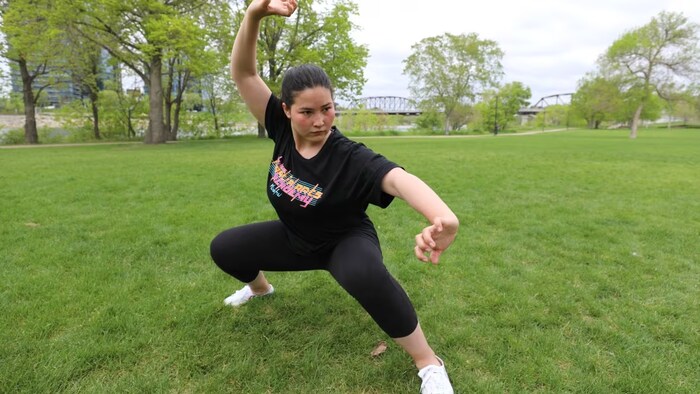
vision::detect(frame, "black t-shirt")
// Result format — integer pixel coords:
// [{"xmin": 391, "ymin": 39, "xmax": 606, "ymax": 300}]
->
[{"xmin": 264, "ymin": 94, "xmax": 399, "ymax": 255}]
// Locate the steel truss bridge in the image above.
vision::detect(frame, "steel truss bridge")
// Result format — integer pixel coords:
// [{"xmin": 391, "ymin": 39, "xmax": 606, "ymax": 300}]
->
[
  {"xmin": 338, "ymin": 93, "xmax": 573, "ymax": 117},
  {"xmin": 339, "ymin": 96, "xmax": 420, "ymax": 116},
  {"xmin": 518, "ymin": 93, "xmax": 573, "ymax": 116}
]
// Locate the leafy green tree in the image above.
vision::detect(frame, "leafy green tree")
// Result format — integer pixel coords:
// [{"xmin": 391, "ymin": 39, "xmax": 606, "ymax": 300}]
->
[
  {"xmin": 618, "ymin": 89, "xmax": 663, "ymax": 126},
  {"xmin": 499, "ymin": 82, "xmax": 531, "ymax": 129},
  {"xmin": 194, "ymin": 73, "xmax": 225, "ymax": 136},
  {"xmin": 415, "ymin": 104, "xmax": 444, "ymax": 132},
  {"xmin": 572, "ymin": 74, "xmax": 624, "ymax": 129},
  {"xmin": 106, "ymin": 72, "xmax": 148, "ymax": 139},
  {"xmin": 162, "ymin": 1, "xmax": 232, "ymax": 141},
  {"xmin": 600, "ymin": 11, "xmax": 700, "ymax": 138},
  {"xmin": 203, "ymin": 73, "xmax": 246, "ymax": 136},
  {"xmin": 446, "ymin": 102, "xmax": 473, "ymax": 132},
  {"xmin": 1, "ymin": 0, "xmax": 67, "ymax": 143},
  {"xmin": 63, "ymin": 33, "xmax": 107, "ymax": 140},
  {"xmin": 231, "ymin": 0, "xmax": 368, "ymax": 137},
  {"xmin": 666, "ymin": 87, "xmax": 700, "ymax": 125},
  {"xmin": 403, "ymin": 32, "xmax": 504, "ymax": 133},
  {"xmin": 541, "ymin": 104, "xmax": 571, "ymax": 128},
  {"xmin": 479, "ymin": 82, "xmax": 531, "ymax": 133},
  {"xmin": 183, "ymin": 77, "xmax": 250, "ymax": 138},
  {"xmin": 65, "ymin": 0, "xmax": 227, "ymax": 144},
  {"xmin": 0, "ymin": 92, "xmax": 23, "ymax": 114}
]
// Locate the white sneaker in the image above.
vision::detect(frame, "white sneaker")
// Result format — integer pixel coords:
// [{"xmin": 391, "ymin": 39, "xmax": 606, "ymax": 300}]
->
[
  {"xmin": 223, "ymin": 284, "xmax": 274, "ymax": 307},
  {"xmin": 418, "ymin": 357, "xmax": 454, "ymax": 394}
]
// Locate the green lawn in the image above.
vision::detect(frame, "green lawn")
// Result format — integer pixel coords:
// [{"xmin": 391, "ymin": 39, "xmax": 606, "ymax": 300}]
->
[{"xmin": 1, "ymin": 129, "xmax": 698, "ymax": 393}]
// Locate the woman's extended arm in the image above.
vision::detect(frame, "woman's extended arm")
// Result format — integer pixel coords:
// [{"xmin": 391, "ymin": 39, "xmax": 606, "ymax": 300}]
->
[
  {"xmin": 381, "ymin": 168, "xmax": 460, "ymax": 264},
  {"xmin": 230, "ymin": 0, "xmax": 297, "ymax": 125}
]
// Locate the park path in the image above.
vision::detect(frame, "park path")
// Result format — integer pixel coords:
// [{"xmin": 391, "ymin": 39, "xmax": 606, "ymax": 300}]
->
[
  {"xmin": 356, "ymin": 128, "xmax": 570, "ymax": 139},
  {"xmin": 0, "ymin": 141, "xmax": 147, "ymax": 149}
]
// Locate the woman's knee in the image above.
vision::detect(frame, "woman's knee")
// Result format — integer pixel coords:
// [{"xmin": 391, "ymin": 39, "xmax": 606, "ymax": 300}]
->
[
  {"xmin": 209, "ymin": 227, "xmax": 248, "ymax": 270},
  {"xmin": 329, "ymin": 237, "xmax": 392, "ymax": 296},
  {"xmin": 210, "ymin": 229, "xmax": 230, "ymax": 263}
]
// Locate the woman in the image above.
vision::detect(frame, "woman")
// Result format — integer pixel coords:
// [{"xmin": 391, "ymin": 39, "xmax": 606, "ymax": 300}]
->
[{"xmin": 210, "ymin": 1, "xmax": 458, "ymax": 393}]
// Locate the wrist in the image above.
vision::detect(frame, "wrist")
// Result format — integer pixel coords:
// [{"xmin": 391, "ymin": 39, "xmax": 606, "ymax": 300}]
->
[
  {"xmin": 246, "ymin": 3, "xmax": 267, "ymax": 20},
  {"xmin": 434, "ymin": 214, "xmax": 459, "ymax": 229}
]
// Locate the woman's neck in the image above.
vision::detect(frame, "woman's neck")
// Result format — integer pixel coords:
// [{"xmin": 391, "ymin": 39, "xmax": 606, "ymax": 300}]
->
[{"xmin": 292, "ymin": 130, "xmax": 332, "ymax": 159}]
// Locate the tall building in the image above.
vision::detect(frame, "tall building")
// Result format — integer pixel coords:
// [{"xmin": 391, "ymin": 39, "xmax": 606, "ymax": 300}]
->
[{"xmin": 10, "ymin": 49, "xmax": 117, "ymax": 107}]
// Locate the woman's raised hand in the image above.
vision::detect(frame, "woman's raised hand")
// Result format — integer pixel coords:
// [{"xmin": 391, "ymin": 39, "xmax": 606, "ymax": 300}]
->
[{"xmin": 251, "ymin": 0, "xmax": 298, "ymax": 18}]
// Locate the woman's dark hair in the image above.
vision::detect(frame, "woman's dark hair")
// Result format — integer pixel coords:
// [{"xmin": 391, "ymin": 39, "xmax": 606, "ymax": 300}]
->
[{"xmin": 280, "ymin": 64, "xmax": 333, "ymax": 107}]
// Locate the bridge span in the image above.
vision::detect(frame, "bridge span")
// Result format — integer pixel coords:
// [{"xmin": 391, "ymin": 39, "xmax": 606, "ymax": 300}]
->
[
  {"xmin": 338, "ymin": 96, "xmax": 420, "ymax": 116},
  {"xmin": 339, "ymin": 93, "xmax": 574, "ymax": 117},
  {"xmin": 518, "ymin": 93, "xmax": 573, "ymax": 116}
]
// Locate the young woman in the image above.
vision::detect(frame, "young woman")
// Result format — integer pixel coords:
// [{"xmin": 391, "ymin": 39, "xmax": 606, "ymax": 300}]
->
[{"xmin": 210, "ymin": 1, "xmax": 458, "ymax": 393}]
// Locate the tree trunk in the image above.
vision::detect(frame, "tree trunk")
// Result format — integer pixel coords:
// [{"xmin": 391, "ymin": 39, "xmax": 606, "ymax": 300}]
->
[
  {"xmin": 630, "ymin": 104, "xmax": 643, "ymax": 139},
  {"xmin": 145, "ymin": 55, "xmax": 166, "ymax": 144},
  {"xmin": 90, "ymin": 91, "xmax": 101, "ymax": 139},
  {"xmin": 169, "ymin": 71, "xmax": 189, "ymax": 141},
  {"xmin": 171, "ymin": 101, "xmax": 182, "ymax": 141},
  {"xmin": 164, "ymin": 62, "xmax": 174, "ymax": 141},
  {"xmin": 211, "ymin": 102, "xmax": 220, "ymax": 134},
  {"xmin": 257, "ymin": 123, "xmax": 266, "ymax": 138},
  {"xmin": 127, "ymin": 108, "xmax": 136, "ymax": 138},
  {"xmin": 18, "ymin": 59, "xmax": 39, "ymax": 144},
  {"xmin": 164, "ymin": 99, "xmax": 172, "ymax": 140}
]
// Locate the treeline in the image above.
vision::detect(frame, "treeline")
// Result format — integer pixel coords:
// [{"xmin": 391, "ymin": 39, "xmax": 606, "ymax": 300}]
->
[
  {"xmin": 400, "ymin": 11, "xmax": 700, "ymax": 138},
  {"xmin": 2, "ymin": 3, "xmax": 699, "ymax": 144},
  {"xmin": 0, "ymin": 0, "xmax": 367, "ymax": 144}
]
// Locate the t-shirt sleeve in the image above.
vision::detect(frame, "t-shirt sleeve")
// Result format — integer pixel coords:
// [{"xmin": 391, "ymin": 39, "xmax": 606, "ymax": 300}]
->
[
  {"xmin": 264, "ymin": 94, "xmax": 286, "ymax": 142},
  {"xmin": 351, "ymin": 143, "xmax": 400, "ymax": 209}
]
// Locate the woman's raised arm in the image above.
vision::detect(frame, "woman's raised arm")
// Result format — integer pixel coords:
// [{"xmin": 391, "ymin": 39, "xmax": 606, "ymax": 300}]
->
[{"xmin": 230, "ymin": 0, "xmax": 298, "ymax": 125}]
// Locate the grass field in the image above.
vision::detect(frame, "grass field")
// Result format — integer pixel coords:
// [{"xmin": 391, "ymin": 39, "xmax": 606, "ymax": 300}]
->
[{"xmin": 1, "ymin": 129, "xmax": 698, "ymax": 393}]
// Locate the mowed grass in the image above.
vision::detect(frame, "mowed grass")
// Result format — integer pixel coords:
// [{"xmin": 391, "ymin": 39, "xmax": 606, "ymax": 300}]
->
[{"xmin": 1, "ymin": 129, "xmax": 698, "ymax": 393}]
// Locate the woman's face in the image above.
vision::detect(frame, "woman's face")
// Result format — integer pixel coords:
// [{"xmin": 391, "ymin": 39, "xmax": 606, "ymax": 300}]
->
[{"xmin": 283, "ymin": 86, "xmax": 335, "ymax": 144}]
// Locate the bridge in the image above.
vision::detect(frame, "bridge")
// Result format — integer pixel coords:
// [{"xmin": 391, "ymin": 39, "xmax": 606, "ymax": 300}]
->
[
  {"xmin": 338, "ymin": 96, "xmax": 420, "ymax": 116},
  {"xmin": 518, "ymin": 93, "xmax": 573, "ymax": 116},
  {"xmin": 338, "ymin": 93, "xmax": 574, "ymax": 117}
]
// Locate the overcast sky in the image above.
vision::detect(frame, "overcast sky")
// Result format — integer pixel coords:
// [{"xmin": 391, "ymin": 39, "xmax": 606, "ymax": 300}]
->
[
  {"xmin": 350, "ymin": 0, "xmax": 700, "ymax": 104},
  {"xmin": 2, "ymin": 1, "xmax": 699, "ymax": 103}
]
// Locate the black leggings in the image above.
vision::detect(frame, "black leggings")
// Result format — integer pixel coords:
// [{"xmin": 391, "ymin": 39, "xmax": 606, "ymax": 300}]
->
[{"xmin": 210, "ymin": 221, "xmax": 418, "ymax": 338}]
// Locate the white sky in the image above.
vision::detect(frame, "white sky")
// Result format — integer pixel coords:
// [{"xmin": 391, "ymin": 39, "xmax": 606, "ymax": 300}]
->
[
  {"xmin": 350, "ymin": 0, "xmax": 700, "ymax": 104},
  {"xmin": 3, "ymin": 1, "xmax": 699, "ymax": 104}
]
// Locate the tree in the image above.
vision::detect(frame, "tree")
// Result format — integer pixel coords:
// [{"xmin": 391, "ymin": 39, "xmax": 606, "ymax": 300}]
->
[
  {"xmin": 162, "ymin": 1, "xmax": 232, "ymax": 141},
  {"xmin": 600, "ymin": 11, "xmax": 700, "ymax": 138},
  {"xmin": 231, "ymin": 0, "xmax": 368, "ymax": 137},
  {"xmin": 665, "ymin": 86, "xmax": 700, "ymax": 125},
  {"xmin": 619, "ymin": 89, "xmax": 663, "ymax": 126},
  {"xmin": 540, "ymin": 104, "xmax": 571, "ymax": 129},
  {"xmin": 572, "ymin": 74, "xmax": 624, "ymax": 129},
  {"xmin": 446, "ymin": 102, "xmax": 473, "ymax": 132},
  {"xmin": 403, "ymin": 32, "xmax": 504, "ymax": 134},
  {"xmin": 66, "ymin": 0, "xmax": 226, "ymax": 144},
  {"xmin": 479, "ymin": 82, "xmax": 531, "ymax": 133},
  {"xmin": 415, "ymin": 102, "xmax": 444, "ymax": 132},
  {"xmin": 63, "ymin": 34, "xmax": 108, "ymax": 140},
  {"xmin": 1, "ymin": 0, "xmax": 67, "ymax": 143}
]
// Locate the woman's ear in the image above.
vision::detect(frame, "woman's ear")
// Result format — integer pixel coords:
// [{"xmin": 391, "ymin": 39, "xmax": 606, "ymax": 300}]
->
[{"xmin": 282, "ymin": 102, "xmax": 291, "ymax": 119}]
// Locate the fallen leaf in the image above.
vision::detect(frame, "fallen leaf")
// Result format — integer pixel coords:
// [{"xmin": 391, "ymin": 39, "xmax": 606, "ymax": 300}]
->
[{"xmin": 370, "ymin": 340, "xmax": 387, "ymax": 357}]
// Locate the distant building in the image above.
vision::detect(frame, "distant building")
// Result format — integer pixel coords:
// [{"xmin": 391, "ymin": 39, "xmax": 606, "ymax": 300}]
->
[{"xmin": 9, "ymin": 49, "xmax": 118, "ymax": 108}]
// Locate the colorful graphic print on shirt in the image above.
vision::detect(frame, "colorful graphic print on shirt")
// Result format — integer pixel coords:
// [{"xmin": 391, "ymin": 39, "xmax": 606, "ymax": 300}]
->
[{"xmin": 269, "ymin": 156, "xmax": 324, "ymax": 208}]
